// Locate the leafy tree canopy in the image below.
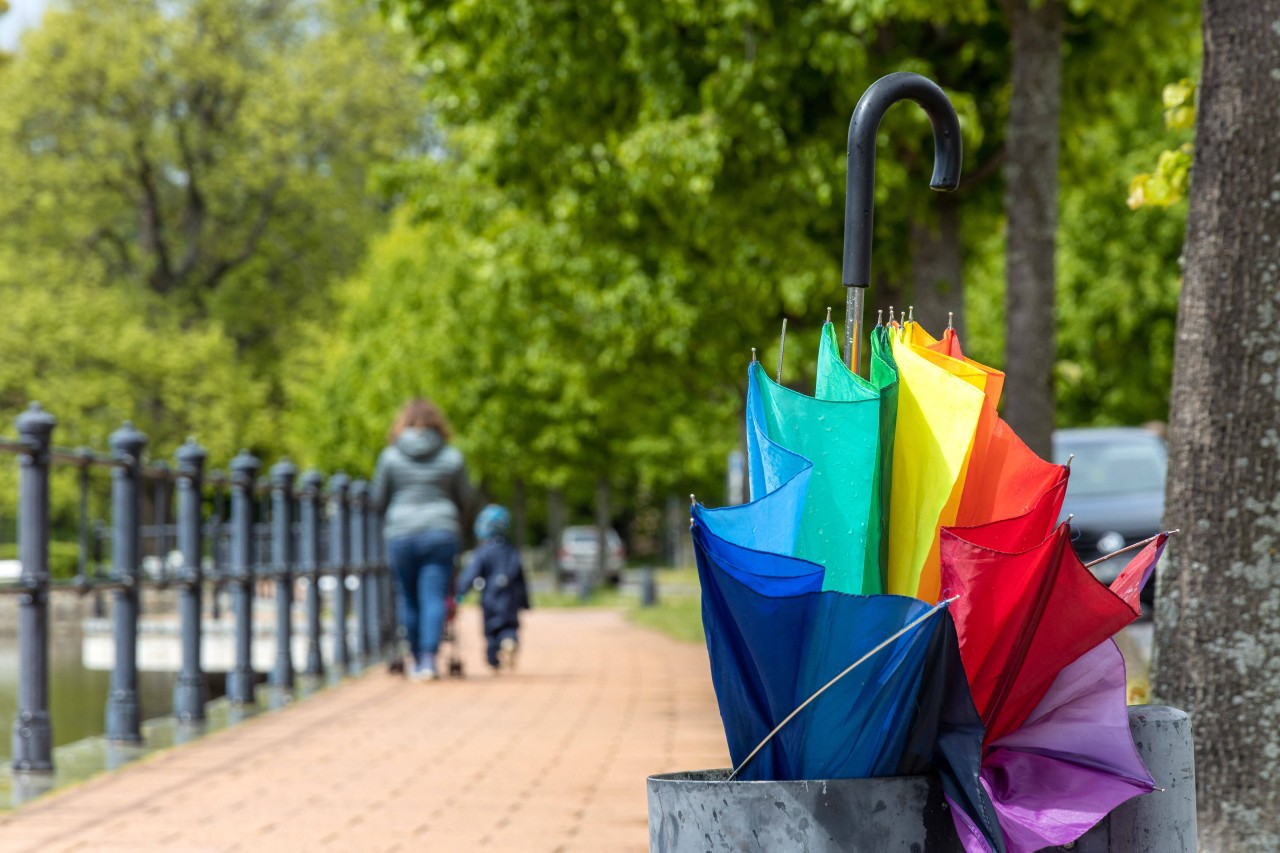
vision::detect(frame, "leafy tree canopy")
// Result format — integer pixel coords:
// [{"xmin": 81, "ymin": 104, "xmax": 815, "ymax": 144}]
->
[
  {"xmin": 0, "ymin": 0, "xmax": 425, "ymax": 384},
  {"xmin": 304, "ymin": 0, "xmax": 1197, "ymax": 512}
]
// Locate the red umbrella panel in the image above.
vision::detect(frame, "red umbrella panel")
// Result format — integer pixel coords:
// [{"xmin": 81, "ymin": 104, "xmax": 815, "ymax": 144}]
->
[{"xmin": 940, "ymin": 519, "xmax": 1167, "ymax": 746}]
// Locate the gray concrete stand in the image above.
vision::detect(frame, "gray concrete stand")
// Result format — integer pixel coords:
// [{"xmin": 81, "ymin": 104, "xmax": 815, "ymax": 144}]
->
[{"xmin": 648, "ymin": 704, "xmax": 1196, "ymax": 853}]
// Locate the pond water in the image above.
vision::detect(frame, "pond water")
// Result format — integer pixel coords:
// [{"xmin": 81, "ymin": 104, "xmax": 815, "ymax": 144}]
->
[{"xmin": 0, "ymin": 625, "xmax": 183, "ymax": 759}]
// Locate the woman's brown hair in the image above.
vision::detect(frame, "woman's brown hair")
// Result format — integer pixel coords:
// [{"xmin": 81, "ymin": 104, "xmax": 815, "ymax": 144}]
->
[{"xmin": 388, "ymin": 397, "xmax": 452, "ymax": 444}]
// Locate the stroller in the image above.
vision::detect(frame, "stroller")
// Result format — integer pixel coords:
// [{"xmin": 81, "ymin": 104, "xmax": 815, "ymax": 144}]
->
[
  {"xmin": 439, "ymin": 586, "xmax": 466, "ymax": 678},
  {"xmin": 387, "ymin": 573, "xmax": 466, "ymax": 678}
]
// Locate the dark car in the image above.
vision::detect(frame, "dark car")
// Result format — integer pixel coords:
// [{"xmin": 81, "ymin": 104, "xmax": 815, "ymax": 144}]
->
[{"xmin": 1052, "ymin": 427, "xmax": 1166, "ymax": 599}]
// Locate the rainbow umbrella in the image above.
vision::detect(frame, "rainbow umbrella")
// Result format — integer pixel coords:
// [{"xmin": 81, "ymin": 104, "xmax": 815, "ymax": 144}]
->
[{"xmin": 686, "ymin": 71, "xmax": 1172, "ymax": 853}]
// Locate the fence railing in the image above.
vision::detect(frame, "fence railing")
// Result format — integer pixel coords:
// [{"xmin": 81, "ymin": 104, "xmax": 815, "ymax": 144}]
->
[{"xmin": 0, "ymin": 403, "xmax": 392, "ymax": 773}]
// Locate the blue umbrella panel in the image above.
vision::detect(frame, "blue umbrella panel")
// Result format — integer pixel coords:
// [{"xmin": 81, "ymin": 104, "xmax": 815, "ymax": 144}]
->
[{"xmin": 692, "ymin": 518, "xmax": 951, "ymax": 781}]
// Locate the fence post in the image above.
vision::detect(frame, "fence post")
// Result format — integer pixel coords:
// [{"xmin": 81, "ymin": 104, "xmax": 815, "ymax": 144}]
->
[
  {"xmin": 327, "ymin": 473, "xmax": 351, "ymax": 674},
  {"xmin": 365, "ymin": 498, "xmax": 383, "ymax": 658},
  {"xmin": 376, "ymin": 511, "xmax": 393, "ymax": 650},
  {"xmin": 270, "ymin": 459, "xmax": 297, "ymax": 690},
  {"xmin": 12, "ymin": 403, "xmax": 56, "ymax": 772},
  {"xmin": 349, "ymin": 479, "xmax": 370, "ymax": 664},
  {"xmin": 299, "ymin": 470, "xmax": 325, "ymax": 677},
  {"xmin": 106, "ymin": 421, "xmax": 146, "ymax": 743},
  {"xmin": 209, "ymin": 473, "xmax": 225, "ymax": 621},
  {"xmin": 173, "ymin": 439, "xmax": 206, "ymax": 722},
  {"xmin": 152, "ymin": 460, "xmax": 170, "ymax": 580},
  {"xmin": 227, "ymin": 449, "xmax": 260, "ymax": 705}
]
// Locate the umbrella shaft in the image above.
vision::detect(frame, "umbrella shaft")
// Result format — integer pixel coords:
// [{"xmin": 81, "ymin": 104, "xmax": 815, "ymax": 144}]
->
[{"xmin": 843, "ymin": 287, "xmax": 864, "ymax": 374}]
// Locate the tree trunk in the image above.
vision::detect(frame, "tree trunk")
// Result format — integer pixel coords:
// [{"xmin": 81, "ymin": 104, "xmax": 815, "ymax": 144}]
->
[
  {"xmin": 910, "ymin": 196, "xmax": 965, "ymax": 340},
  {"xmin": 1152, "ymin": 3, "xmax": 1280, "ymax": 850},
  {"xmin": 548, "ymin": 487, "xmax": 566, "ymax": 588},
  {"xmin": 591, "ymin": 474, "xmax": 611, "ymax": 596},
  {"xmin": 512, "ymin": 476, "xmax": 527, "ymax": 549},
  {"xmin": 1002, "ymin": 0, "xmax": 1061, "ymax": 458},
  {"xmin": 665, "ymin": 494, "xmax": 683, "ymax": 568}
]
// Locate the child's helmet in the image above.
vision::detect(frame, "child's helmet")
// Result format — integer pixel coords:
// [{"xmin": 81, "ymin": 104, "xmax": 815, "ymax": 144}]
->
[{"xmin": 475, "ymin": 504, "xmax": 511, "ymax": 539}]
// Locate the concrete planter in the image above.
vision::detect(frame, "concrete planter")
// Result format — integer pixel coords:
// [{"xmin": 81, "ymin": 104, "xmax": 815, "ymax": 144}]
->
[{"xmin": 648, "ymin": 705, "xmax": 1195, "ymax": 853}]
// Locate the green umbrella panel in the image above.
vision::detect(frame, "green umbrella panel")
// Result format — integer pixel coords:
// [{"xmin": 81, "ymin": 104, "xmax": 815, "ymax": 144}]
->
[
  {"xmin": 814, "ymin": 322, "xmax": 899, "ymax": 594},
  {"xmin": 753, "ymin": 344, "xmax": 880, "ymax": 595}
]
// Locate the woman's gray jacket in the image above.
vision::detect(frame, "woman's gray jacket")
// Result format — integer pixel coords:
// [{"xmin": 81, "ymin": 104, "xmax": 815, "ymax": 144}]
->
[{"xmin": 370, "ymin": 428, "xmax": 473, "ymax": 541}]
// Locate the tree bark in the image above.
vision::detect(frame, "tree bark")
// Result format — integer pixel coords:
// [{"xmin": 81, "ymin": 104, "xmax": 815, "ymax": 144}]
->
[
  {"xmin": 910, "ymin": 196, "xmax": 965, "ymax": 340},
  {"xmin": 591, "ymin": 474, "xmax": 611, "ymax": 597},
  {"xmin": 1002, "ymin": 0, "xmax": 1061, "ymax": 459},
  {"xmin": 1152, "ymin": 2, "xmax": 1280, "ymax": 849},
  {"xmin": 512, "ymin": 476, "xmax": 527, "ymax": 549},
  {"xmin": 548, "ymin": 487, "xmax": 566, "ymax": 589}
]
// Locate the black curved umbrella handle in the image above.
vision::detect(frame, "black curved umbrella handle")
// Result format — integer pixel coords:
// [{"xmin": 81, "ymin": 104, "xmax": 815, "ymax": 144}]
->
[{"xmin": 841, "ymin": 72, "xmax": 962, "ymax": 367}]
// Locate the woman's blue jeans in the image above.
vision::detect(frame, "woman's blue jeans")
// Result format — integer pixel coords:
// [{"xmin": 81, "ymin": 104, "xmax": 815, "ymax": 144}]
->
[{"xmin": 387, "ymin": 530, "xmax": 459, "ymax": 667}]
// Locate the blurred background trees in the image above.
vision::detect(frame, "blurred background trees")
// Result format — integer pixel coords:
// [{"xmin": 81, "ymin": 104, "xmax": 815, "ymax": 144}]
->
[
  {"xmin": 0, "ymin": 0, "xmax": 1199, "ymax": 548},
  {"xmin": 0, "ymin": 0, "xmax": 423, "ymax": 459}
]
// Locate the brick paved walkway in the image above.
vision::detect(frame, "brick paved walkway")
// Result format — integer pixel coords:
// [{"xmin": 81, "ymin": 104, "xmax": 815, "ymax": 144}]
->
[{"xmin": 0, "ymin": 608, "xmax": 728, "ymax": 852}]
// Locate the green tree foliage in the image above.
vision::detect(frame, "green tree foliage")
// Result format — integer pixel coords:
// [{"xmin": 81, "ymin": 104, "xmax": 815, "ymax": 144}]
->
[
  {"xmin": 0, "ymin": 0, "xmax": 424, "ymax": 388},
  {"xmin": 0, "ymin": 1, "xmax": 11, "ymax": 68},
  {"xmin": 0, "ymin": 0, "xmax": 427, "ymax": 522},
  {"xmin": 964, "ymin": 2, "xmax": 1199, "ymax": 428},
  {"xmin": 1127, "ymin": 79, "xmax": 1196, "ymax": 209},
  {"xmin": 326, "ymin": 0, "xmax": 1010, "ymax": 510},
  {"xmin": 287, "ymin": 174, "xmax": 742, "ymax": 510},
  {"xmin": 308, "ymin": 0, "xmax": 1196, "ymax": 514}
]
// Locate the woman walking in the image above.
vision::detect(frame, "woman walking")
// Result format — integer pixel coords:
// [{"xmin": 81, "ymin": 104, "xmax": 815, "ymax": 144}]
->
[{"xmin": 372, "ymin": 398, "xmax": 474, "ymax": 680}]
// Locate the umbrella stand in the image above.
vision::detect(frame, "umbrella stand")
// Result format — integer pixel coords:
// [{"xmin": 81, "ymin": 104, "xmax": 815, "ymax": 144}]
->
[
  {"xmin": 648, "ymin": 707, "xmax": 1194, "ymax": 853},
  {"xmin": 842, "ymin": 72, "xmax": 963, "ymax": 373}
]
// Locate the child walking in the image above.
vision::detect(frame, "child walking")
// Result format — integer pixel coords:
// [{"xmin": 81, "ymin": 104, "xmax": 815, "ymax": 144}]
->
[{"xmin": 456, "ymin": 505, "xmax": 530, "ymax": 672}]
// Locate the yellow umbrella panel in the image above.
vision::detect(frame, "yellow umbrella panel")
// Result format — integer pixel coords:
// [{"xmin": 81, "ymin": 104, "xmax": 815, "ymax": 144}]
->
[{"xmin": 887, "ymin": 323, "xmax": 986, "ymax": 601}]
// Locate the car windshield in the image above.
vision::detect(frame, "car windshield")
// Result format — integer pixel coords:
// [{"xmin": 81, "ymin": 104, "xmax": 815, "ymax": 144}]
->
[
  {"xmin": 564, "ymin": 527, "xmax": 621, "ymax": 546},
  {"xmin": 1054, "ymin": 436, "xmax": 1166, "ymax": 497}
]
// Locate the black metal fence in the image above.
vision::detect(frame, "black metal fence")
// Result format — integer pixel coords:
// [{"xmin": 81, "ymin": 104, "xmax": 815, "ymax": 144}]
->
[{"xmin": 0, "ymin": 403, "xmax": 393, "ymax": 773}]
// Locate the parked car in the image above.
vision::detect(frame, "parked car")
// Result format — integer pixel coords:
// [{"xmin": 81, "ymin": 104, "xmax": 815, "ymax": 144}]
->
[
  {"xmin": 556, "ymin": 526, "xmax": 626, "ymax": 584},
  {"xmin": 1052, "ymin": 427, "xmax": 1166, "ymax": 601}
]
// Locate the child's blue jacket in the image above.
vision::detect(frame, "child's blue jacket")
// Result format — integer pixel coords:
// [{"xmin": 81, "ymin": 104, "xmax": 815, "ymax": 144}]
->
[{"xmin": 457, "ymin": 537, "xmax": 530, "ymax": 631}]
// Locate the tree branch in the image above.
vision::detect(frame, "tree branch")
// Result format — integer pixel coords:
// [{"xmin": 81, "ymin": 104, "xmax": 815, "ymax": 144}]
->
[
  {"xmin": 173, "ymin": 121, "xmax": 206, "ymax": 282},
  {"xmin": 961, "ymin": 145, "xmax": 1006, "ymax": 190},
  {"xmin": 132, "ymin": 139, "xmax": 175, "ymax": 295},
  {"xmin": 84, "ymin": 226, "xmax": 136, "ymax": 277},
  {"xmin": 202, "ymin": 175, "xmax": 286, "ymax": 291}
]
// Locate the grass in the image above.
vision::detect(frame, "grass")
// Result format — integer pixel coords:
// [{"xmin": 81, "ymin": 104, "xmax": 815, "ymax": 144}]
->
[
  {"xmin": 624, "ymin": 566, "xmax": 704, "ymax": 643},
  {"xmin": 629, "ymin": 594, "xmax": 704, "ymax": 644},
  {"xmin": 532, "ymin": 566, "xmax": 706, "ymax": 645},
  {"xmin": 530, "ymin": 584, "xmax": 625, "ymax": 609}
]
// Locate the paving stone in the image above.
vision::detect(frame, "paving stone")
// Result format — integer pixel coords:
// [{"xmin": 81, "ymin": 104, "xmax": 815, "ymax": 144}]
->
[{"xmin": 0, "ymin": 607, "xmax": 727, "ymax": 851}]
